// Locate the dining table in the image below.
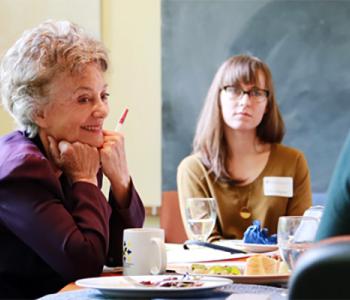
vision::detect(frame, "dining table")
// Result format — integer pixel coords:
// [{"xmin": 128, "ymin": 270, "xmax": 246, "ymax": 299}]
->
[{"xmin": 38, "ymin": 243, "xmax": 289, "ymax": 300}]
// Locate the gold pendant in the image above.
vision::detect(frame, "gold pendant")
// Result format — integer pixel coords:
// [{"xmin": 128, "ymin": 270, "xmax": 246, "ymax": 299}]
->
[{"xmin": 240, "ymin": 206, "xmax": 251, "ymax": 219}]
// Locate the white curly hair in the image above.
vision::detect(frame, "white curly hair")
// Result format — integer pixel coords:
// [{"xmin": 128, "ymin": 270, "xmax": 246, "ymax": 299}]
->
[{"xmin": 0, "ymin": 20, "xmax": 108, "ymax": 137}]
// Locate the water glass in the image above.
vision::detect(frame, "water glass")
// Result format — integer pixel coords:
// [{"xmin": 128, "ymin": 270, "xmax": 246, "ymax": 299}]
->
[
  {"xmin": 184, "ymin": 197, "xmax": 216, "ymax": 241},
  {"xmin": 277, "ymin": 216, "xmax": 319, "ymax": 271},
  {"xmin": 303, "ymin": 205, "xmax": 324, "ymax": 221}
]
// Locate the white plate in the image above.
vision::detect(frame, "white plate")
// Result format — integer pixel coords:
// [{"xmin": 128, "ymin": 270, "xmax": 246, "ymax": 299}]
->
[
  {"xmin": 215, "ymin": 239, "xmax": 278, "ymax": 253},
  {"xmin": 171, "ymin": 262, "xmax": 289, "ymax": 284},
  {"xmin": 76, "ymin": 275, "xmax": 232, "ymax": 298}
]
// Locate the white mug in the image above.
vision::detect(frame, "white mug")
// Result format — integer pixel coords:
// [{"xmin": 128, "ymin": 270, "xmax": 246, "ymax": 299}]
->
[{"xmin": 122, "ymin": 228, "xmax": 167, "ymax": 275}]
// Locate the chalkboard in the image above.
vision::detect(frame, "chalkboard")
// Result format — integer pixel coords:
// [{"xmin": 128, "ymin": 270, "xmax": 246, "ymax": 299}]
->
[{"xmin": 162, "ymin": 0, "xmax": 350, "ymax": 192}]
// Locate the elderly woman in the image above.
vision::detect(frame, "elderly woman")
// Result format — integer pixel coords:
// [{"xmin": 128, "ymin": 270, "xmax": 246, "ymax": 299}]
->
[
  {"xmin": 0, "ymin": 20, "xmax": 145, "ymax": 298},
  {"xmin": 177, "ymin": 54, "xmax": 311, "ymax": 242}
]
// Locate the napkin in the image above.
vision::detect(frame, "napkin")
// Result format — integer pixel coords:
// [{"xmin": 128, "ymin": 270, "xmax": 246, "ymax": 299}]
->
[{"xmin": 243, "ymin": 220, "xmax": 277, "ymax": 245}]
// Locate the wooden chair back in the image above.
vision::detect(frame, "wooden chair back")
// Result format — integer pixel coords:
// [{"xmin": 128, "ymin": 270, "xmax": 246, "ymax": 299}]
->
[{"xmin": 160, "ymin": 191, "xmax": 187, "ymax": 243}]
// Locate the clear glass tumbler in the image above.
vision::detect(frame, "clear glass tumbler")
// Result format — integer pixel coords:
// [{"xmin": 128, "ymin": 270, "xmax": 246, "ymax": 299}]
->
[
  {"xmin": 277, "ymin": 216, "xmax": 319, "ymax": 271},
  {"xmin": 184, "ymin": 197, "xmax": 217, "ymax": 242}
]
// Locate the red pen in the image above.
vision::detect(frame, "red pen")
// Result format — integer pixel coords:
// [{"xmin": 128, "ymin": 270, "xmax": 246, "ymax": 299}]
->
[{"xmin": 115, "ymin": 108, "xmax": 129, "ymax": 132}]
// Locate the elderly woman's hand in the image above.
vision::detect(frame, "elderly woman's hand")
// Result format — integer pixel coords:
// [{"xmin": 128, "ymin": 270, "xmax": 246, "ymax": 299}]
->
[
  {"xmin": 99, "ymin": 130, "xmax": 131, "ymax": 206},
  {"xmin": 48, "ymin": 136, "xmax": 100, "ymax": 185}
]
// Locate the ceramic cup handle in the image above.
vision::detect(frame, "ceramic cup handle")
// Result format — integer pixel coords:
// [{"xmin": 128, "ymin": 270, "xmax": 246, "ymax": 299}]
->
[{"xmin": 150, "ymin": 237, "xmax": 167, "ymax": 275}]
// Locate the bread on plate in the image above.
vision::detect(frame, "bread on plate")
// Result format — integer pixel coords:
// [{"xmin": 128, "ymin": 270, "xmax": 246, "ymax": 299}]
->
[{"xmin": 244, "ymin": 254, "xmax": 280, "ymax": 275}]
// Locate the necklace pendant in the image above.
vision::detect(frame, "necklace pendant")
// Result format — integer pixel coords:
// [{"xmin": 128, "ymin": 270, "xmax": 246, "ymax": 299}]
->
[{"xmin": 240, "ymin": 206, "xmax": 251, "ymax": 219}]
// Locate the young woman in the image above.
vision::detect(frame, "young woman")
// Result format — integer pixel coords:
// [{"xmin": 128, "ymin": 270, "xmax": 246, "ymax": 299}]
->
[{"xmin": 177, "ymin": 54, "xmax": 311, "ymax": 242}]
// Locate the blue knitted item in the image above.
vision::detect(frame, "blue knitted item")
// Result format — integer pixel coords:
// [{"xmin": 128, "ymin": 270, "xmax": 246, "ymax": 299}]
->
[{"xmin": 243, "ymin": 220, "xmax": 277, "ymax": 244}]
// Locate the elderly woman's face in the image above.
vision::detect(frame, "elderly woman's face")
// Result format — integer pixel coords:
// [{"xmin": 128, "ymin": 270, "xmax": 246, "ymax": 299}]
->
[{"xmin": 36, "ymin": 63, "xmax": 109, "ymax": 147}]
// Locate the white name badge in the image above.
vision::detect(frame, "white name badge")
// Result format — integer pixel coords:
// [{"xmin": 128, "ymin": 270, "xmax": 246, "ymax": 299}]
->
[{"xmin": 263, "ymin": 177, "xmax": 293, "ymax": 197}]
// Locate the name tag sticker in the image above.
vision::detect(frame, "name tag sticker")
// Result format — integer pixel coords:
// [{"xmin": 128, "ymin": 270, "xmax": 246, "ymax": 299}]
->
[{"xmin": 263, "ymin": 177, "xmax": 293, "ymax": 197}]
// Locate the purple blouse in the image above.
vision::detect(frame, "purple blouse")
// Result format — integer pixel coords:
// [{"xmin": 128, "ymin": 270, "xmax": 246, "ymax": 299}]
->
[{"xmin": 0, "ymin": 131, "xmax": 145, "ymax": 298}]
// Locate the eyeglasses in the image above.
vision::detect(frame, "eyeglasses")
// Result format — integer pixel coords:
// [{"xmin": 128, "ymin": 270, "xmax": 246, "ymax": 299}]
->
[{"xmin": 222, "ymin": 86, "xmax": 269, "ymax": 103}]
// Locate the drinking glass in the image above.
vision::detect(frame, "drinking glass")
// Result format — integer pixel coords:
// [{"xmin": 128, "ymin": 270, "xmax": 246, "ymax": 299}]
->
[
  {"xmin": 184, "ymin": 197, "xmax": 217, "ymax": 241},
  {"xmin": 303, "ymin": 205, "xmax": 324, "ymax": 221},
  {"xmin": 277, "ymin": 216, "xmax": 319, "ymax": 271}
]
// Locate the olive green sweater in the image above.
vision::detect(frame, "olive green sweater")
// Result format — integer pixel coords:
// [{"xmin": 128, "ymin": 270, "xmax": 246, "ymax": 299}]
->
[{"xmin": 177, "ymin": 143, "xmax": 312, "ymax": 241}]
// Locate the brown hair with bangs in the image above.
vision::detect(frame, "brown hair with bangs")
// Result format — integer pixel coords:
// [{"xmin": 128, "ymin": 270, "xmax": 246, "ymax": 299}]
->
[{"xmin": 193, "ymin": 54, "xmax": 285, "ymax": 181}]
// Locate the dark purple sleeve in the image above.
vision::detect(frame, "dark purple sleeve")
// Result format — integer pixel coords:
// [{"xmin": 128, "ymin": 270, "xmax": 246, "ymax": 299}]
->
[
  {"xmin": 106, "ymin": 180, "xmax": 145, "ymax": 266},
  {"xmin": 0, "ymin": 153, "xmax": 111, "ymax": 281}
]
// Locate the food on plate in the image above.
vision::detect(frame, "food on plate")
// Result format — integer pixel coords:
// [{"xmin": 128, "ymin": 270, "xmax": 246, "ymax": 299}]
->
[
  {"xmin": 140, "ymin": 276, "xmax": 203, "ymax": 288},
  {"xmin": 244, "ymin": 254, "xmax": 289, "ymax": 275},
  {"xmin": 278, "ymin": 260, "xmax": 289, "ymax": 274},
  {"xmin": 188, "ymin": 254, "xmax": 289, "ymax": 277},
  {"xmin": 191, "ymin": 263, "xmax": 241, "ymax": 275},
  {"xmin": 244, "ymin": 254, "xmax": 278, "ymax": 275}
]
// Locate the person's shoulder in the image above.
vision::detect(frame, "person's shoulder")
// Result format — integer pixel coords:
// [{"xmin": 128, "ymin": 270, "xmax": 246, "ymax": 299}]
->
[
  {"xmin": 177, "ymin": 153, "xmax": 206, "ymax": 174},
  {"xmin": 0, "ymin": 131, "xmax": 44, "ymax": 159},
  {"xmin": 273, "ymin": 143, "xmax": 305, "ymax": 159},
  {"xmin": 0, "ymin": 131, "xmax": 48, "ymax": 177}
]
